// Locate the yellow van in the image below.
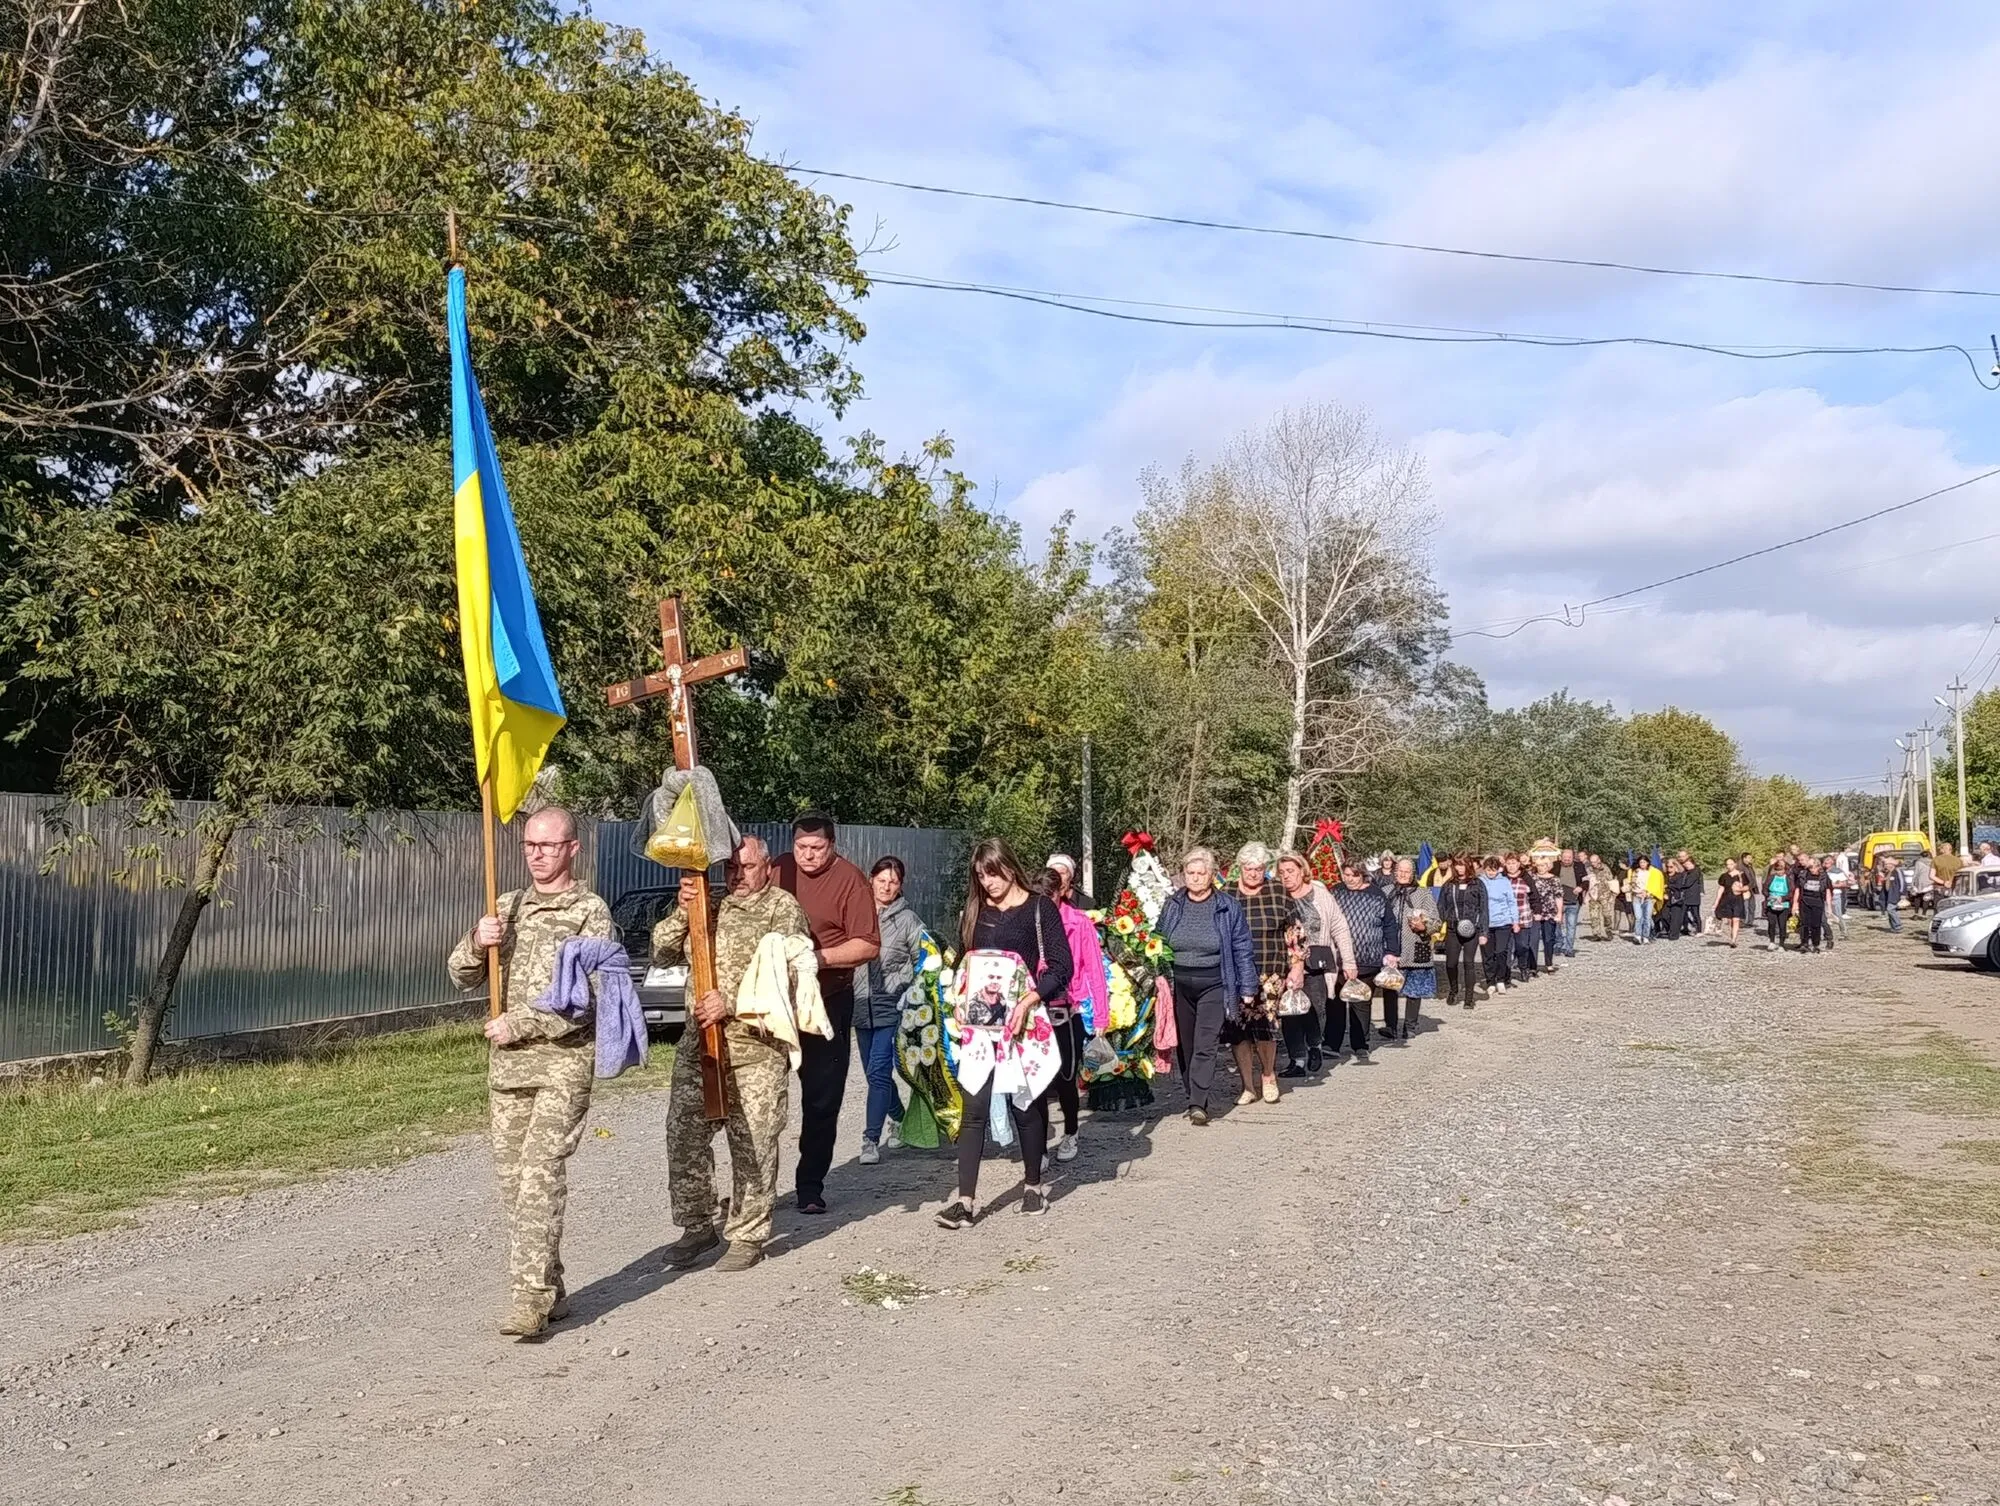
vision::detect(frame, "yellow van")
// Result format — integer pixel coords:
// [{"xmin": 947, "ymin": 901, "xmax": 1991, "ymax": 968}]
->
[{"xmin": 1860, "ymin": 830, "xmax": 1931, "ymax": 872}]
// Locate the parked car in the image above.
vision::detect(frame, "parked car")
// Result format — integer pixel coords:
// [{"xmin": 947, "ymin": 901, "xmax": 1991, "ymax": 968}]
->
[
  {"xmin": 1928, "ymin": 870, "xmax": 2000, "ymax": 968},
  {"xmin": 609, "ymin": 883, "xmax": 687, "ymax": 1034}
]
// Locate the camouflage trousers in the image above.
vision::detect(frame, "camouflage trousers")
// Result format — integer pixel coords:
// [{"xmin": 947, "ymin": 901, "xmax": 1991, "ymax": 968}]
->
[
  {"xmin": 665, "ymin": 1021, "xmax": 789, "ymax": 1246},
  {"xmin": 1587, "ymin": 897, "xmax": 1617, "ymax": 940},
  {"xmin": 490, "ymin": 1081, "xmax": 592, "ymax": 1302}
]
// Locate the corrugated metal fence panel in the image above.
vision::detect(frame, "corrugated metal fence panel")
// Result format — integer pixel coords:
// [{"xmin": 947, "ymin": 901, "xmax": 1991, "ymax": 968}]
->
[
  {"xmin": 2, "ymin": 793, "xmax": 966, "ymax": 1062},
  {"xmin": 592, "ymin": 821, "xmax": 970, "ymax": 936}
]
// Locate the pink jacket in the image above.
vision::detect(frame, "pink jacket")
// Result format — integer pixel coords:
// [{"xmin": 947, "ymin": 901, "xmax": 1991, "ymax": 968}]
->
[{"xmin": 1056, "ymin": 901, "xmax": 1109, "ymax": 1032}]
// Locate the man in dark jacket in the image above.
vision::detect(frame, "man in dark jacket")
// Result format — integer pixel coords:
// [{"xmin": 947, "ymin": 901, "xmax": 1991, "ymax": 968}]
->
[{"xmin": 1330, "ymin": 861, "xmax": 1400, "ymax": 1064}]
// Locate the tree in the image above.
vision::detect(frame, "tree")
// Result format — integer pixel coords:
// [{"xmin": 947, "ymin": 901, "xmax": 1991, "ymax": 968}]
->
[
  {"xmin": 1141, "ymin": 404, "xmax": 1438, "ymax": 852},
  {"xmin": 1932, "ymin": 687, "xmax": 2000, "ymax": 834},
  {"xmin": 4, "ymin": 464, "xmax": 476, "ymax": 1081},
  {"xmin": 0, "ymin": 0, "xmax": 867, "ymax": 514},
  {"xmin": 1725, "ymin": 776, "xmax": 1838, "ymax": 860},
  {"xmin": 1627, "ymin": 706, "xmax": 1743, "ymax": 864}
]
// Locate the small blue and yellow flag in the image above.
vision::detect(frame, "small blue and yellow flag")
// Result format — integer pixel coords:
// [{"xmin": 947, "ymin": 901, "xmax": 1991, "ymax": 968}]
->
[{"xmin": 448, "ymin": 266, "xmax": 565, "ymax": 823}]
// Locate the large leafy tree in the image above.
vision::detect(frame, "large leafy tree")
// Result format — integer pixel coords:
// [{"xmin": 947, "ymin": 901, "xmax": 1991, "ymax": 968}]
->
[
  {"xmin": 1628, "ymin": 706, "xmax": 1743, "ymax": 863},
  {"xmin": 0, "ymin": 0, "xmax": 864, "ymax": 513}
]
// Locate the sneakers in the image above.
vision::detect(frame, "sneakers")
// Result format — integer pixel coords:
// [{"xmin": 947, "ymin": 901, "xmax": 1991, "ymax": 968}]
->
[
  {"xmin": 882, "ymin": 1118, "xmax": 902, "ymax": 1151},
  {"xmin": 1189, "ymin": 1106, "xmax": 1210, "ymax": 1126},
  {"xmin": 858, "ymin": 1138, "xmax": 880, "ymax": 1165},
  {"xmin": 713, "ymin": 1241, "xmax": 764, "ymax": 1272},
  {"xmin": 1237, "ymin": 1088, "xmax": 1256, "ymax": 1106},
  {"xmin": 1260, "ymin": 1079, "xmax": 1279, "ymax": 1105},
  {"xmin": 1278, "ymin": 1061, "xmax": 1308, "ymax": 1080},
  {"xmin": 1020, "ymin": 1185, "xmax": 1048, "ymax": 1216},
  {"xmin": 548, "ymin": 1279, "xmax": 570, "ymax": 1322},
  {"xmin": 498, "ymin": 1293, "xmax": 549, "ymax": 1338},
  {"xmin": 661, "ymin": 1228, "xmax": 720, "ymax": 1270},
  {"xmin": 934, "ymin": 1197, "xmax": 977, "ymax": 1230},
  {"xmin": 1055, "ymin": 1133, "xmax": 1079, "ymax": 1162}
]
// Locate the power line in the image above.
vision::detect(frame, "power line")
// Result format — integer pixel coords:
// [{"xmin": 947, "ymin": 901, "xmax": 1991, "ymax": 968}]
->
[
  {"xmin": 799, "ymin": 165, "xmax": 2000, "ymax": 301},
  {"xmin": 869, "ymin": 272, "xmax": 2000, "ymax": 386},
  {"xmin": 1449, "ymin": 467, "xmax": 2000, "ymax": 643}
]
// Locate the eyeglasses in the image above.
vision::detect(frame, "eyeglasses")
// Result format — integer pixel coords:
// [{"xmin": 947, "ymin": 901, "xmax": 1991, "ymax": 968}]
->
[{"xmin": 521, "ymin": 840, "xmax": 574, "ymax": 855}]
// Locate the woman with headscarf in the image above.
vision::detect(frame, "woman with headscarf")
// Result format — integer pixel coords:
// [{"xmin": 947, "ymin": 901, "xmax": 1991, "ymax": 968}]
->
[
  {"xmin": 1275, "ymin": 848, "xmax": 1356, "ymax": 1077},
  {"xmin": 1157, "ymin": 848, "xmax": 1257, "ymax": 1126},
  {"xmin": 1224, "ymin": 841, "xmax": 1292, "ymax": 1103}
]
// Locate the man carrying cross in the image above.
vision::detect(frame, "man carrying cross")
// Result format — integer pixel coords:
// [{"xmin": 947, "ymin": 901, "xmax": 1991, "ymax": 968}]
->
[{"xmin": 652, "ymin": 834, "xmax": 810, "ymax": 1271}]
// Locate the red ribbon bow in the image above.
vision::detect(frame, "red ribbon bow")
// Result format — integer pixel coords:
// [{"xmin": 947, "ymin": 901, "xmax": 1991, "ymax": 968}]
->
[
  {"xmin": 1120, "ymin": 830, "xmax": 1156, "ymax": 857},
  {"xmin": 1313, "ymin": 818, "xmax": 1345, "ymax": 844}
]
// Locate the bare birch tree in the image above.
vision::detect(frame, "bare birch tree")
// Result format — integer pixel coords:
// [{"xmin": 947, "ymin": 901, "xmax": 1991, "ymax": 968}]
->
[{"xmin": 1168, "ymin": 403, "xmax": 1437, "ymax": 852}]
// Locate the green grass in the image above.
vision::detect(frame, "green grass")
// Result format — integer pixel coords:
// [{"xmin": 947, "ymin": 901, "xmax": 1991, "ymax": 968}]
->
[
  {"xmin": 0, "ymin": 1024, "xmax": 671, "ymax": 1241},
  {"xmin": 1793, "ymin": 1029, "xmax": 2000, "ymax": 1238},
  {"xmin": 842, "ymin": 1266, "xmax": 932, "ymax": 1307}
]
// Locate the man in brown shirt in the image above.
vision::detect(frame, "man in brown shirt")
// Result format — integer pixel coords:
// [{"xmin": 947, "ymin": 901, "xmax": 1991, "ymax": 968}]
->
[{"xmin": 775, "ymin": 811, "xmax": 879, "ymax": 1214}]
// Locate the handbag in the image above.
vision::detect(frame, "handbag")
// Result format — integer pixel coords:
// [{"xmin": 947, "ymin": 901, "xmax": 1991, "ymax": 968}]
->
[{"xmin": 1034, "ymin": 901, "xmax": 1072, "ymax": 1026}]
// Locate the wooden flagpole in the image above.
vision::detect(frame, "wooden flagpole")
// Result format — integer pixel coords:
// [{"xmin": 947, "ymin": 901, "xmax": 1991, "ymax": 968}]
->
[{"xmin": 480, "ymin": 776, "xmax": 504, "ymax": 1018}]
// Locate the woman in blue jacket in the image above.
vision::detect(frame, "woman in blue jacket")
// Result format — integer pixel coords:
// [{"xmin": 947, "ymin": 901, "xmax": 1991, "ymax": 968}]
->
[
  {"xmin": 1479, "ymin": 856, "xmax": 1520, "ymax": 992},
  {"xmin": 1157, "ymin": 848, "xmax": 1257, "ymax": 1126}
]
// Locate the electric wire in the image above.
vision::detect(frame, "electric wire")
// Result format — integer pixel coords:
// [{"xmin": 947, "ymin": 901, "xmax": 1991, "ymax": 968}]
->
[
  {"xmin": 797, "ymin": 166, "xmax": 2000, "ymax": 301},
  {"xmin": 868, "ymin": 272, "xmax": 2000, "ymax": 387},
  {"xmin": 1448, "ymin": 467, "xmax": 2000, "ymax": 643}
]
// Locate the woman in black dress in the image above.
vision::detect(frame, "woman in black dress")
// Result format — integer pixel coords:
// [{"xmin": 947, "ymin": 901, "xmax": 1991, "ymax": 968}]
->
[{"xmin": 1714, "ymin": 858, "xmax": 1748, "ymax": 947}]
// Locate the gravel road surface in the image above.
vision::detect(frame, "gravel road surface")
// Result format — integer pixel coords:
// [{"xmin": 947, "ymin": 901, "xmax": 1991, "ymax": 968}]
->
[{"xmin": 5, "ymin": 920, "xmax": 1998, "ymax": 1505}]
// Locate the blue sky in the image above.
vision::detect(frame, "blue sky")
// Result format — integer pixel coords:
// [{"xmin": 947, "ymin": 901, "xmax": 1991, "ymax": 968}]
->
[{"xmin": 607, "ymin": 0, "xmax": 2000, "ymax": 795}]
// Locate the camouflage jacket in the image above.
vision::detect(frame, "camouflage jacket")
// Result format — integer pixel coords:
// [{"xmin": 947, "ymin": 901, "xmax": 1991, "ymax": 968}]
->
[
  {"xmin": 449, "ymin": 883, "xmax": 614, "ymax": 1092},
  {"xmin": 652, "ymin": 882, "xmax": 810, "ymax": 1011}
]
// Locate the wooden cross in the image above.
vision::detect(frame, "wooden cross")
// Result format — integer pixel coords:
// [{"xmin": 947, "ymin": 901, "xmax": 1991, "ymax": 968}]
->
[{"xmin": 605, "ymin": 595, "xmax": 747, "ymax": 1122}]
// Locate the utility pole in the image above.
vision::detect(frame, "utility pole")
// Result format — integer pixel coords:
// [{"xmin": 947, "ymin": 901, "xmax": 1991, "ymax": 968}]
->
[
  {"xmin": 1892, "ymin": 740, "xmax": 1909, "ymax": 831},
  {"xmin": 1922, "ymin": 721, "xmax": 1938, "ymax": 852},
  {"xmin": 1943, "ymin": 680, "xmax": 1970, "ymax": 853},
  {"xmin": 1079, "ymin": 735, "xmax": 1095, "ymax": 901}
]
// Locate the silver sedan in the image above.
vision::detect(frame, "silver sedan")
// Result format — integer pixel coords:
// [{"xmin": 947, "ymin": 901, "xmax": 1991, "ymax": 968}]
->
[{"xmin": 1929, "ymin": 895, "xmax": 2000, "ymax": 969}]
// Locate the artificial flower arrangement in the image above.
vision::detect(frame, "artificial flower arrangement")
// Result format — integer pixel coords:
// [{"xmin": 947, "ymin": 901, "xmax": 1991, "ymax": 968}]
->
[
  {"xmin": 892, "ymin": 932, "xmax": 962, "ymax": 1147},
  {"xmin": 1082, "ymin": 834, "xmax": 1176, "ymax": 1112},
  {"xmin": 1306, "ymin": 817, "xmax": 1346, "ymax": 887}
]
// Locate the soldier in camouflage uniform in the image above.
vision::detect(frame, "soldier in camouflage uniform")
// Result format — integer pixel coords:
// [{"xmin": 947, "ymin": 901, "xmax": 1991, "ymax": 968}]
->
[
  {"xmin": 653, "ymin": 833, "xmax": 810, "ymax": 1273},
  {"xmin": 447, "ymin": 806, "xmax": 614, "ymax": 1338}
]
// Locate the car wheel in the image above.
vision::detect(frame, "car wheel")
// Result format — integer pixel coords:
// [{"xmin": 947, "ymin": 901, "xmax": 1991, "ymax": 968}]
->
[{"xmin": 1984, "ymin": 931, "xmax": 2000, "ymax": 971}]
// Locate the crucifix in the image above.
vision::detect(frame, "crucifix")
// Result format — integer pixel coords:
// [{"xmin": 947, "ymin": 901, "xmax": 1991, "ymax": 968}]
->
[{"xmin": 605, "ymin": 595, "xmax": 748, "ymax": 1122}]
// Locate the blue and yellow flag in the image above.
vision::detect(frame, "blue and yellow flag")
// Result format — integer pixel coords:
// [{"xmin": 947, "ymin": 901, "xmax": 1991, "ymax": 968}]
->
[{"xmin": 448, "ymin": 266, "xmax": 565, "ymax": 823}]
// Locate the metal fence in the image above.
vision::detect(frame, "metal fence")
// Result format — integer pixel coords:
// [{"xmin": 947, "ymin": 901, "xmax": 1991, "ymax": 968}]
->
[{"xmin": 0, "ymin": 793, "xmax": 966, "ymax": 1063}]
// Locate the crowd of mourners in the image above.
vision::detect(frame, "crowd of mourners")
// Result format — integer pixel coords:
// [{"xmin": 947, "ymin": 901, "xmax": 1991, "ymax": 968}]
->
[{"xmin": 449, "ymin": 811, "xmax": 1951, "ymax": 1336}]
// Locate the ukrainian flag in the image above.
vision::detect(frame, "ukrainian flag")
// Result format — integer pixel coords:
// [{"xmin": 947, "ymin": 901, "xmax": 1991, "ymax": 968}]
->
[{"xmin": 448, "ymin": 265, "xmax": 565, "ymax": 823}]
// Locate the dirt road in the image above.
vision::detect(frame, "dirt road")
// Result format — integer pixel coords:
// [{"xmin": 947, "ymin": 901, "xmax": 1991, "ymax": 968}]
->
[{"xmin": 6, "ymin": 920, "xmax": 1999, "ymax": 1505}]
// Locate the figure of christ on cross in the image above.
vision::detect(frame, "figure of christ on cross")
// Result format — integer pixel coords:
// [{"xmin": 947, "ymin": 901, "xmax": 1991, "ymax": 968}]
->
[{"xmin": 605, "ymin": 596, "xmax": 747, "ymax": 1121}]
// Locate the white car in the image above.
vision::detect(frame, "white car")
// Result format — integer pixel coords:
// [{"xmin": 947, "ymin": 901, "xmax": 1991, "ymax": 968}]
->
[{"xmin": 1929, "ymin": 890, "xmax": 2000, "ymax": 968}]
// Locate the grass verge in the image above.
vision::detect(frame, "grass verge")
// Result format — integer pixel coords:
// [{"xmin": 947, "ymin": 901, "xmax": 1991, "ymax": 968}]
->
[
  {"xmin": 1793, "ymin": 1028, "xmax": 2000, "ymax": 1240},
  {"xmin": 0, "ymin": 1024, "xmax": 671, "ymax": 1242}
]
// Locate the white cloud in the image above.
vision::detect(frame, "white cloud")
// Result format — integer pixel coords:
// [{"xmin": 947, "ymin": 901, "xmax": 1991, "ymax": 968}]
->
[{"xmin": 606, "ymin": 0, "xmax": 2000, "ymax": 784}]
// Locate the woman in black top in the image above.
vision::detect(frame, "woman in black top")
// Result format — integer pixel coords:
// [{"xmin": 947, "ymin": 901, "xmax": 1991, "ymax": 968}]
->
[
  {"xmin": 1435, "ymin": 855, "xmax": 1490, "ymax": 1010},
  {"xmin": 936, "ymin": 839, "xmax": 1073, "ymax": 1228}
]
